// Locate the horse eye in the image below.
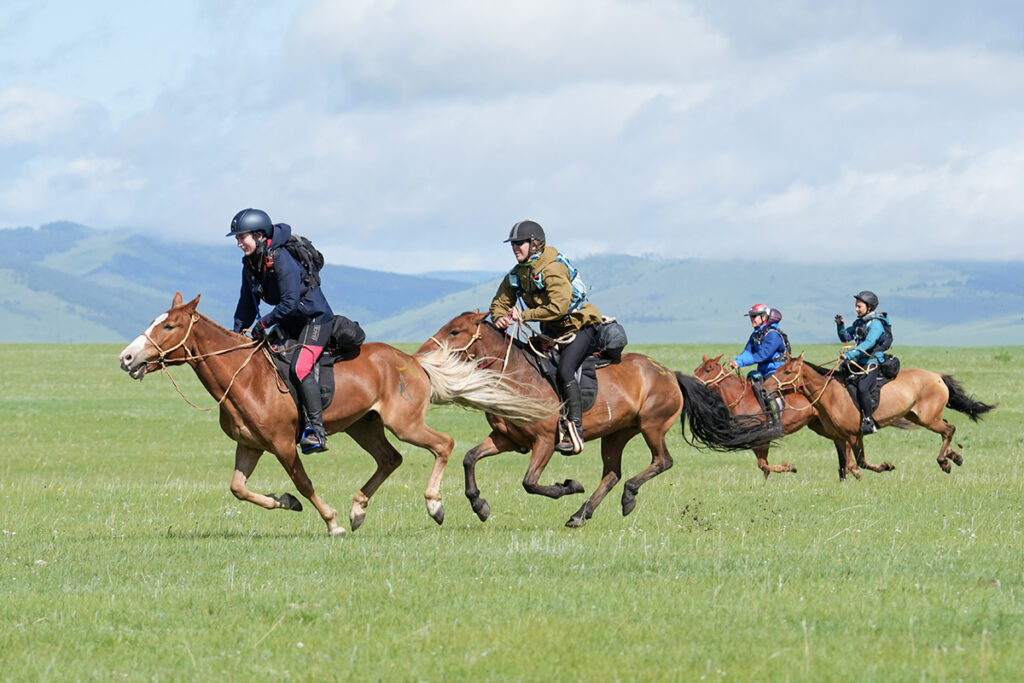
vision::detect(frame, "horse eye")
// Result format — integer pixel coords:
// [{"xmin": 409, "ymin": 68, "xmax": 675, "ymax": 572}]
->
[
  {"xmin": 450, "ymin": 330, "xmax": 460, "ymax": 336},
  {"xmin": 163, "ymin": 324, "xmax": 174, "ymax": 331}
]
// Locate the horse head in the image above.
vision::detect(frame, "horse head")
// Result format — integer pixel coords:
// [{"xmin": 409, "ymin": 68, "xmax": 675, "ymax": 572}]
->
[
  {"xmin": 693, "ymin": 354, "xmax": 727, "ymax": 386},
  {"xmin": 417, "ymin": 310, "xmax": 494, "ymax": 359},
  {"xmin": 119, "ymin": 292, "xmax": 203, "ymax": 380},
  {"xmin": 764, "ymin": 352, "xmax": 805, "ymax": 395}
]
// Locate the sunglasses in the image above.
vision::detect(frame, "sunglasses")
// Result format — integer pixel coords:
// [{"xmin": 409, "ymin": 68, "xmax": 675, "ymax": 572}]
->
[{"xmin": 510, "ymin": 240, "xmax": 529, "ymax": 247}]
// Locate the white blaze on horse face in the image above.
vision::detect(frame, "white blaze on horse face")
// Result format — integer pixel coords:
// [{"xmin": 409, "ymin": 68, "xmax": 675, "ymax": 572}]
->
[{"xmin": 119, "ymin": 313, "xmax": 168, "ymax": 369}]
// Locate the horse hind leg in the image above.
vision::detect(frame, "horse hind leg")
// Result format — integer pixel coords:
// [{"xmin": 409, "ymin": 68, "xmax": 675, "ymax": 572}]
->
[
  {"xmin": 936, "ymin": 419, "xmax": 960, "ymax": 472},
  {"xmin": 344, "ymin": 415, "xmax": 404, "ymax": 530},
  {"xmin": 619, "ymin": 425, "xmax": 672, "ymax": 519}
]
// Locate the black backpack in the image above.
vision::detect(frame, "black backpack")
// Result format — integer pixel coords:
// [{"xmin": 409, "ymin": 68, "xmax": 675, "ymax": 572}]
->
[{"xmin": 270, "ymin": 226, "xmax": 325, "ymax": 288}]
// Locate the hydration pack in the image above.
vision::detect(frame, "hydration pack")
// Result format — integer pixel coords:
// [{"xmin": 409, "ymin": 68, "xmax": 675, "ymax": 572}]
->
[
  {"xmin": 507, "ymin": 252, "xmax": 589, "ymax": 314},
  {"xmin": 269, "ymin": 227, "xmax": 325, "ymax": 288},
  {"xmin": 854, "ymin": 314, "xmax": 893, "ymax": 354}
]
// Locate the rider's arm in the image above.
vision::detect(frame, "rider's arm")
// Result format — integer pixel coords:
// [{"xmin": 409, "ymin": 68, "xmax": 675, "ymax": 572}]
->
[
  {"xmin": 851, "ymin": 319, "xmax": 883, "ymax": 355},
  {"xmin": 232, "ymin": 270, "xmax": 258, "ymax": 333},
  {"xmin": 732, "ymin": 335, "xmax": 757, "ymax": 368},
  {"xmin": 489, "ymin": 276, "xmax": 518, "ymax": 320}
]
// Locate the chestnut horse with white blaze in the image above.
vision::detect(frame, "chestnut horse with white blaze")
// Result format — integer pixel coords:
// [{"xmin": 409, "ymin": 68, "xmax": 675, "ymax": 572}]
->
[
  {"xmin": 118, "ymin": 294, "xmax": 551, "ymax": 536},
  {"xmin": 766, "ymin": 354, "xmax": 995, "ymax": 476},
  {"xmin": 419, "ymin": 312, "xmax": 782, "ymax": 528}
]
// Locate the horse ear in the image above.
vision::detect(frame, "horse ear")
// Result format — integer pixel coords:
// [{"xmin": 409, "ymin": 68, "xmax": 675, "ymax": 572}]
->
[
  {"xmin": 185, "ymin": 294, "xmax": 201, "ymax": 312},
  {"xmin": 797, "ymin": 352, "xmax": 805, "ymax": 361},
  {"xmin": 172, "ymin": 292, "xmax": 183, "ymax": 307},
  {"xmin": 712, "ymin": 354, "xmax": 723, "ymax": 363},
  {"xmin": 473, "ymin": 311, "xmax": 488, "ymax": 323},
  {"xmin": 702, "ymin": 354, "xmax": 708, "ymax": 361}
]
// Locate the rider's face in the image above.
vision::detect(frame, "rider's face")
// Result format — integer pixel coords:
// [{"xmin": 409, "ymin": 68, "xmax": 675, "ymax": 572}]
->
[
  {"xmin": 750, "ymin": 314, "xmax": 766, "ymax": 327},
  {"xmin": 511, "ymin": 239, "xmax": 531, "ymax": 263},
  {"xmin": 236, "ymin": 232, "xmax": 259, "ymax": 256},
  {"xmin": 854, "ymin": 300, "xmax": 869, "ymax": 317}
]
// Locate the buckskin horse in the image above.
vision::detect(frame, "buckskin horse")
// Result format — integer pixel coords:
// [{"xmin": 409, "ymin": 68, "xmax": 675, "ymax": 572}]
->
[
  {"xmin": 418, "ymin": 312, "xmax": 781, "ymax": 527},
  {"xmin": 766, "ymin": 354, "xmax": 995, "ymax": 477},
  {"xmin": 692, "ymin": 354, "xmax": 863, "ymax": 478},
  {"xmin": 118, "ymin": 294, "xmax": 554, "ymax": 536}
]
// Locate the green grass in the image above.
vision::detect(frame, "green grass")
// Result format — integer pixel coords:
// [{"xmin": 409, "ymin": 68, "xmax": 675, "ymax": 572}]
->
[{"xmin": 1, "ymin": 343, "xmax": 1022, "ymax": 681}]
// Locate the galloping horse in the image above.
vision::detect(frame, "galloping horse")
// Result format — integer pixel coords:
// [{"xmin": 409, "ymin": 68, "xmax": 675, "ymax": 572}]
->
[
  {"xmin": 766, "ymin": 354, "xmax": 995, "ymax": 475},
  {"xmin": 118, "ymin": 294, "xmax": 551, "ymax": 536},
  {"xmin": 419, "ymin": 312, "xmax": 781, "ymax": 527},
  {"xmin": 693, "ymin": 354, "xmax": 855, "ymax": 478}
]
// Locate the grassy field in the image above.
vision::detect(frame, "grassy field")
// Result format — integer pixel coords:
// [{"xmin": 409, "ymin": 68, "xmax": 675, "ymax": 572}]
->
[{"xmin": 1, "ymin": 342, "xmax": 1021, "ymax": 681}]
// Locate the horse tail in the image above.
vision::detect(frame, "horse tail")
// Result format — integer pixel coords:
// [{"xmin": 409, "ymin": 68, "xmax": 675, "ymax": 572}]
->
[
  {"xmin": 416, "ymin": 345, "xmax": 559, "ymax": 425},
  {"xmin": 675, "ymin": 372, "xmax": 782, "ymax": 451},
  {"xmin": 941, "ymin": 375, "xmax": 996, "ymax": 422}
]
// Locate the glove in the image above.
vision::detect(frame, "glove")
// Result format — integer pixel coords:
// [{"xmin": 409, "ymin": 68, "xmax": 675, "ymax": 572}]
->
[
  {"xmin": 843, "ymin": 350, "xmax": 855, "ymax": 360},
  {"xmin": 834, "ymin": 314, "xmax": 844, "ymax": 326},
  {"xmin": 250, "ymin": 321, "xmax": 267, "ymax": 341}
]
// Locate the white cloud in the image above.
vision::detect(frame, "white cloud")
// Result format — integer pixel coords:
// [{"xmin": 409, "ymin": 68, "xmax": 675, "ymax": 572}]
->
[{"xmin": 0, "ymin": 86, "xmax": 101, "ymax": 145}]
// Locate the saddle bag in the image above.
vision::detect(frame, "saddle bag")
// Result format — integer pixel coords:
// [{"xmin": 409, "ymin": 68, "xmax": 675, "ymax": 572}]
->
[
  {"xmin": 327, "ymin": 315, "xmax": 365, "ymax": 361},
  {"xmin": 880, "ymin": 353, "xmax": 900, "ymax": 379},
  {"xmin": 595, "ymin": 318, "xmax": 627, "ymax": 364}
]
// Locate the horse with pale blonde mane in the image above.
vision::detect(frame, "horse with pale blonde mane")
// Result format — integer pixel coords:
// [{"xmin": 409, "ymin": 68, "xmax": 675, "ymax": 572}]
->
[{"xmin": 118, "ymin": 294, "xmax": 552, "ymax": 536}]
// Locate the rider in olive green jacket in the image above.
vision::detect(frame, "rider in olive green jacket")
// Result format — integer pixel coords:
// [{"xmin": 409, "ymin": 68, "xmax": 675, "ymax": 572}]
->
[{"xmin": 490, "ymin": 220, "xmax": 602, "ymax": 455}]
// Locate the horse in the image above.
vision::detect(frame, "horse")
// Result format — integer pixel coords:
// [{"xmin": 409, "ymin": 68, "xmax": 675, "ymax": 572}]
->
[
  {"xmin": 118, "ymin": 293, "xmax": 553, "ymax": 536},
  {"xmin": 766, "ymin": 354, "xmax": 995, "ymax": 476},
  {"xmin": 418, "ymin": 311, "xmax": 782, "ymax": 528},
  {"xmin": 692, "ymin": 354, "xmax": 863, "ymax": 478}
]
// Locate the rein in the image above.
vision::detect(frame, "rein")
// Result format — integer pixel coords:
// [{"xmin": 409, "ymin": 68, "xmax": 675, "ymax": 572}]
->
[
  {"xmin": 146, "ymin": 314, "xmax": 272, "ymax": 411},
  {"xmin": 695, "ymin": 362, "xmax": 748, "ymax": 410}
]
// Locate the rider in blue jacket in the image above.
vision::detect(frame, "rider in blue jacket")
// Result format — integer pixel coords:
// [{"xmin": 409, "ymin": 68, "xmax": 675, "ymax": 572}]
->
[
  {"xmin": 730, "ymin": 303, "xmax": 788, "ymax": 381},
  {"xmin": 228, "ymin": 208, "xmax": 334, "ymax": 454},
  {"xmin": 835, "ymin": 290, "xmax": 892, "ymax": 434}
]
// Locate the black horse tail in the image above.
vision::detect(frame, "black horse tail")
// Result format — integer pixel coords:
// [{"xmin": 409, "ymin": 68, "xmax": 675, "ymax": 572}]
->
[
  {"xmin": 942, "ymin": 375, "xmax": 996, "ymax": 422},
  {"xmin": 675, "ymin": 372, "xmax": 783, "ymax": 451}
]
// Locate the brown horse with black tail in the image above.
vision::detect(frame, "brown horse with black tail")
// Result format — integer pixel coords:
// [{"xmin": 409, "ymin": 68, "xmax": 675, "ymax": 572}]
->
[
  {"xmin": 766, "ymin": 354, "xmax": 995, "ymax": 477},
  {"xmin": 418, "ymin": 312, "xmax": 782, "ymax": 528},
  {"xmin": 118, "ymin": 294, "xmax": 554, "ymax": 536}
]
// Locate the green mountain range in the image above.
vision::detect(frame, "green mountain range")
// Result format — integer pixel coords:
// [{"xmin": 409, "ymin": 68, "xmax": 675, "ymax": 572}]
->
[{"xmin": 3, "ymin": 223, "xmax": 1021, "ymax": 346}]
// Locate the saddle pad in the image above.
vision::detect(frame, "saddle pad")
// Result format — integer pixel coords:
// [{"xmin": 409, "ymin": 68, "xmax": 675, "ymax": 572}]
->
[
  {"xmin": 535, "ymin": 354, "xmax": 601, "ymax": 413},
  {"xmin": 269, "ymin": 343, "xmax": 336, "ymax": 412}
]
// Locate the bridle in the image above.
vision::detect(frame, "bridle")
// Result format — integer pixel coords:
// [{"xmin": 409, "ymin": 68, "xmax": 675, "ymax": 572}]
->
[
  {"xmin": 144, "ymin": 312, "xmax": 271, "ymax": 411},
  {"xmin": 426, "ymin": 319, "xmax": 516, "ymax": 373},
  {"xmin": 764, "ymin": 358, "xmax": 840, "ymax": 409},
  {"xmin": 694, "ymin": 361, "xmax": 748, "ymax": 410}
]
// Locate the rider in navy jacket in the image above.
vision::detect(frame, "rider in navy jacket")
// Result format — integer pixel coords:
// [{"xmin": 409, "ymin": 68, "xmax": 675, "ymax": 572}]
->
[{"xmin": 228, "ymin": 209, "xmax": 334, "ymax": 454}]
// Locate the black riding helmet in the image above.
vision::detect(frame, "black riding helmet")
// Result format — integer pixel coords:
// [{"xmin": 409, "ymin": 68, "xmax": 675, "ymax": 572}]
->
[
  {"xmin": 504, "ymin": 220, "xmax": 545, "ymax": 244},
  {"xmin": 854, "ymin": 290, "xmax": 879, "ymax": 311},
  {"xmin": 226, "ymin": 208, "xmax": 273, "ymax": 237}
]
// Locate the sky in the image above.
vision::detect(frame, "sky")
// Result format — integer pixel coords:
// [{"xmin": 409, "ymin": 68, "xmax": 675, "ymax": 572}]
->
[{"xmin": 2, "ymin": 0, "xmax": 1023, "ymax": 273}]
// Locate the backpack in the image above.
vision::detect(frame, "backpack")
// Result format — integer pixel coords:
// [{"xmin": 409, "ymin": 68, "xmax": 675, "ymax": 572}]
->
[
  {"xmin": 765, "ymin": 308, "xmax": 791, "ymax": 357},
  {"xmin": 508, "ymin": 252, "xmax": 589, "ymax": 314},
  {"xmin": 270, "ymin": 226, "xmax": 325, "ymax": 288}
]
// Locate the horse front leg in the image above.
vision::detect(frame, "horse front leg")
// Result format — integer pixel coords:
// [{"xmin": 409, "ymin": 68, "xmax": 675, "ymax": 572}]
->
[
  {"xmin": 464, "ymin": 431, "xmax": 518, "ymax": 522},
  {"xmin": 754, "ymin": 445, "xmax": 797, "ymax": 478},
  {"xmin": 833, "ymin": 440, "xmax": 862, "ymax": 481},
  {"xmin": 269, "ymin": 443, "xmax": 344, "ymax": 537},
  {"xmin": 522, "ymin": 435, "xmax": 585, "ymax": 500},
  {"xmin": 230, "ymin": 444, "xmax": 304, "ymax": 511},
  {"xmin": 567, "ymin": 431, "xmax": 629, "ymax": 528},
  {"xmin": 851, "ymin": 434, "xmax": 895, "ymax": 473}
]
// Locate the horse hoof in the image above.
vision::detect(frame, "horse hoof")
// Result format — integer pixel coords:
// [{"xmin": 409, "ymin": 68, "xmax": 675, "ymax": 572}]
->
[
  {"xmin": 950, "ymin": 454, "xmax": 963, "ymax": 467},
  {"xmin": 622, "ymin": 495, "xmax": 637, "ymax": 517},
  {"xmin": 273, "ymin": 492, "xmax": 303, "ymax": 512},
  {"xmin": 427, "ymin": 500, "xmax": 445, "ymax": 525},
  {"xmin": 565, "ymin": 516, "xmax": 586, "ymax": 528},
  {"xmin": 350, "ymin": 512, "xmax": 365, "ymax": 531},
  {"xmin": 471, "ymin": 498, "xmax": 491, "ymax": 522},
  {"xmin": 328, "ymin": 526, "xmax": 347, "ymax": 538},
  {"xmin": 564, "ymin": 479, "xmax": 585, "ymax": 495},
  {"xmin": 882, "ymin": 462, "xmax": 895, "ymax": 471}
]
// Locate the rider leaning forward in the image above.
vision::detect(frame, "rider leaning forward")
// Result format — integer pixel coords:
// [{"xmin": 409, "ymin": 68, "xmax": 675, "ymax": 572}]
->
[
  {"xmin": 490, "ymin": 220, "xmax": 602, "ymax": 456},
  {"xmin": 228, "ymin": 208, "xmax": 334, "ymax": 454},
  {"xmin": 835, "ymin": 290, "xmax": 893, "ymax": 435}
]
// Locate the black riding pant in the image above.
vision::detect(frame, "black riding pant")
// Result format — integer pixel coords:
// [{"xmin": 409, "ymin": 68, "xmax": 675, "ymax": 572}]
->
[
  {"xmin": 556, "ymin": 325, "xmax": 599, "ymax": 389},
  {"xmin": 853, "ymin": 366, "xmax": 881, "ymax": 418}
]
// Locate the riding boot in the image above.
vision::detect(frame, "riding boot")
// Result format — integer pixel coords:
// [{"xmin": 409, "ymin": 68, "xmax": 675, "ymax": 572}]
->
[
  {"xmin": 297, "ymin": 374, "xmax": 329, "ymax": 454},
  {"xmin": 555, "ymin": 379, "xmax": 585, "ymax": 455},
  {"xmin": 856, "ymin": 385, "xmax": 878, "ymax": 434}
]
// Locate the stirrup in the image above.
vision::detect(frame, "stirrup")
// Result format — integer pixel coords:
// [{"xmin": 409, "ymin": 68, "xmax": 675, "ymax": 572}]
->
[
  {"xmin": 859, "ymin": 417, "xmax": 878, "ymax": 435},
  {"xmin": 555, "ymin": 421, "xmax": 584, "ymax": 455},
  {"xmin": 300, "ymin": 428, "xmax": 329, "ymax": 454}
]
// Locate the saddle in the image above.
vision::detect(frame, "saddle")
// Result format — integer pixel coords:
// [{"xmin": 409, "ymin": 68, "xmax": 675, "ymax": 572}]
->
[
  {"xmin": 534, "ymin": 348, "xmax": 618, "ymax": 413},
  {"xmin": 267, "ymin": 315, "xmax": 366, "ymax": 413},
  {"xmin": 839, "ymin": 354, "xmax": 900, "ymax": 413}
]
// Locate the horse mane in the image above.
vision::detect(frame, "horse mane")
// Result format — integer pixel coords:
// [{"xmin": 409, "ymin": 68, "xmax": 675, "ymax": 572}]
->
[
  {"xmin": 802, "ymin": 359, "xmax": 833, "ymax": 376},
  {"xmin": 417, "ymin": 342, "xmax": 558, "ymax": 425}
]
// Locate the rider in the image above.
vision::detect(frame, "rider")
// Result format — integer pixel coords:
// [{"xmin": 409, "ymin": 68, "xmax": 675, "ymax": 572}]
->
[
  {"xmin": 228, "ymin": 208, "xmax": 334, "ymax": 454},
  {"xmin": 489, "ymin": 220, "xmax": 603, "ymax": 455},
  {"xmin": 729, "ymin": 303, "xmax": 788, "ymax": 381},
  {"xmin": 835, "ymin": 290, "xmax": 892, "ymax": 435},
  {"xmin": 730, "ymin": 303, "xmax": 789, "ymax": 422}
]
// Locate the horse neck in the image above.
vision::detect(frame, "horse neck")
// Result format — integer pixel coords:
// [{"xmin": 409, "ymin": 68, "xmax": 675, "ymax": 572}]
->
[{"xmin": 184, "ymin": 316, "xmax": 271, "ymax": 400}]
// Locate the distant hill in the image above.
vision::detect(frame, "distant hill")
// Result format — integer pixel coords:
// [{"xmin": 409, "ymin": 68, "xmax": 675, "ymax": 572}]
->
[{"xmin": 2, "ymin": 223, "xmax": 1022, "ymax": 346}]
